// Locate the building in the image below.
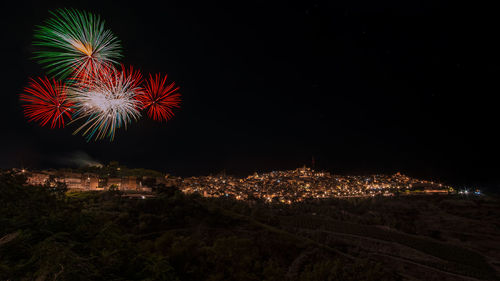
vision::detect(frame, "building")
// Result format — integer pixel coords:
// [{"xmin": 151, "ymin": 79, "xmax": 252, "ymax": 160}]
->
[
  {"xmin": 26, "ymin": 172, "xmax": 49, "ymax": 186},
  {"xmin": 62, "ymin": 172, "xmax": 83, "ymax": 190},
  {"xmin": 83, "ymin": 173, "xmax": 99, "ymax": 190},
  {"xmin": 107, "ymin": 177, "xmax": 122, "ymax": 190},
  {"xmin": 121, "ymin": 176, "xmax": 138, "ymax": 191}
]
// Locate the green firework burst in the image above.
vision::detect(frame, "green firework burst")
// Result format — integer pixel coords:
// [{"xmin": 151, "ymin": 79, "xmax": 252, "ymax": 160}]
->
[{"xmin": 33, "ymin": 8, "xmax": 122, "ymax": 80}]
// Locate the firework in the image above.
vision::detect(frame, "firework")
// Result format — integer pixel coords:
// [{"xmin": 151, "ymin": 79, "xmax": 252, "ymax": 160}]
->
[
  {"xmin": 136, "ymin": 73, "xmax": 181, "ymax": 122},
  {"xmin": 69, "ymin": 65, "xmax": 143, "ymax": 141},
  {"xmin": 33, "ymin": 8, "xmax": 122, "ymax": 80},
  {"xmin": 20, "ymin": 77, "xmax": 73, "ymax": 128},
  {"xmin": 21, "ymin": 8, "xmax": 181, "ymax": 141}
]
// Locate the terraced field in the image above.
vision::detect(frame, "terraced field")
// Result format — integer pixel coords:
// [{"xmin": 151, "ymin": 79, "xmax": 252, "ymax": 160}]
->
[
  {"xmin": 240, "ymin": 195, "xmax": 499, "ymax": 281},
  {"xmin": 278, "ymin": 215, "xmax": 496, "ymax": 280}
]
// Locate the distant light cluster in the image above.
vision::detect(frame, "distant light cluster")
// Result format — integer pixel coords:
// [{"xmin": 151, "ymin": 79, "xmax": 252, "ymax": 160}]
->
[
  {"xmin": 20, "ymin": 8, "xmax": 181, "ymax": 141},
  {"xmin": 175, "ymin": 167, "xmax": 456, "ymax": 203},
  {"xmin": 13, "ymin": 166, "xmax": 473, "ymax": 202}
]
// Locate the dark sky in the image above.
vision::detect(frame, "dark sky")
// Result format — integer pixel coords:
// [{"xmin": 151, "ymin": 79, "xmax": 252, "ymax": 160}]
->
[{"xmin": 0, "ymin": 0, "xmax": 498, "ymax": 189}]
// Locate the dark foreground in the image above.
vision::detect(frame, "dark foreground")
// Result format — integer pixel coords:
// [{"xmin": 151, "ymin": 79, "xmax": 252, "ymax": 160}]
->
[{"xmin": 1, "ymin": 174, "xmax": 499, "ymax": 280}]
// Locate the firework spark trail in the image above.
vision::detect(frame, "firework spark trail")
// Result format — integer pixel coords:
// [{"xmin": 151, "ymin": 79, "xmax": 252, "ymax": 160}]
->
[
  {"xmin": 20, "ymin": 77, "xmax": 73, "ymax": 128},
  {"xmin": 69, "ymin": 65, "xmax": 143, "ymax": 141},
  {"xmin": 136, "ymin": 73, "xmax": 181, "ymax": 122},
  {"xmin": 33, "ymin": 8, "xmax": 122, "ymax": 80}
]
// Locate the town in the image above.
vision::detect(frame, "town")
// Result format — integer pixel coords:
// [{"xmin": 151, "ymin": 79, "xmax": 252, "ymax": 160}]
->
[
  {"xmin": 11, "ymin": 165, "xmax": 458, "ymax": 202},
  {"xmin": 177, "ymin": 166, "xmax": 455, "ymax": 203}
]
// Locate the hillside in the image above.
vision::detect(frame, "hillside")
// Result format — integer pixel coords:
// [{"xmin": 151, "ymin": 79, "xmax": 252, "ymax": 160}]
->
[{"xmin": 1, "ymin": 172, "xmax": 499, "ymax": 280}]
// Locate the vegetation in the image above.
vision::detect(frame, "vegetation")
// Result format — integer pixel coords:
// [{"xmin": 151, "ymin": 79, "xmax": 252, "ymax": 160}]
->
[
  {"xmin": 0, "ymin": 172, "xmax": 397, "ymax": 281},
  {"xmin": 1, "ymin": 171, "xmax": 498, "ymax": 280}
]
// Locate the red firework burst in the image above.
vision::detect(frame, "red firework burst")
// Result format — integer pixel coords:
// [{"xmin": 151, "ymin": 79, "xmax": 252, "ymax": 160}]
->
[
  {"xmin": 136, "ymin": 73, "xmax": 181, "ymax": 122},
  {"xmin": 68, "ymin": 60, "xmax": 114, "ymax": 86},
  {"xmin": 20, "ymin": 77, "xmax": 73, "ymax": 128}
]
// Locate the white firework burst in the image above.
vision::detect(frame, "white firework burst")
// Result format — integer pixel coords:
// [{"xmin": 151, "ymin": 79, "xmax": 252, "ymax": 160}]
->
[{"xmin": 69, "ymin": 65, "xmax": 142, "ymax": 141}]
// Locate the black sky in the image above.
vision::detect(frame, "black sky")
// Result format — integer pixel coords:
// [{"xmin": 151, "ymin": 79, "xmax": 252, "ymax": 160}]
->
[{"xmin": 0, "ymin": 0, "xmax": 498, "ymax": 189}]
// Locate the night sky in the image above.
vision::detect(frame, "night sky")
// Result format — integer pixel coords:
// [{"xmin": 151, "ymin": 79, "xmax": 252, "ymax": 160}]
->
[{"xmin": 1, "ymin": 0, "xmax": 498, "ymax": 189}]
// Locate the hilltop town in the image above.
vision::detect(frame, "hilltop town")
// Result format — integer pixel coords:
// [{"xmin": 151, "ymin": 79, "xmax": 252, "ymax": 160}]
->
[
  {"xmin": 10, "ymin": 165, "xmax": 459, "ymax": 202},
  {"xmin": 176, "ymin": 166, "xmax": 456, "ymax": 203}
]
